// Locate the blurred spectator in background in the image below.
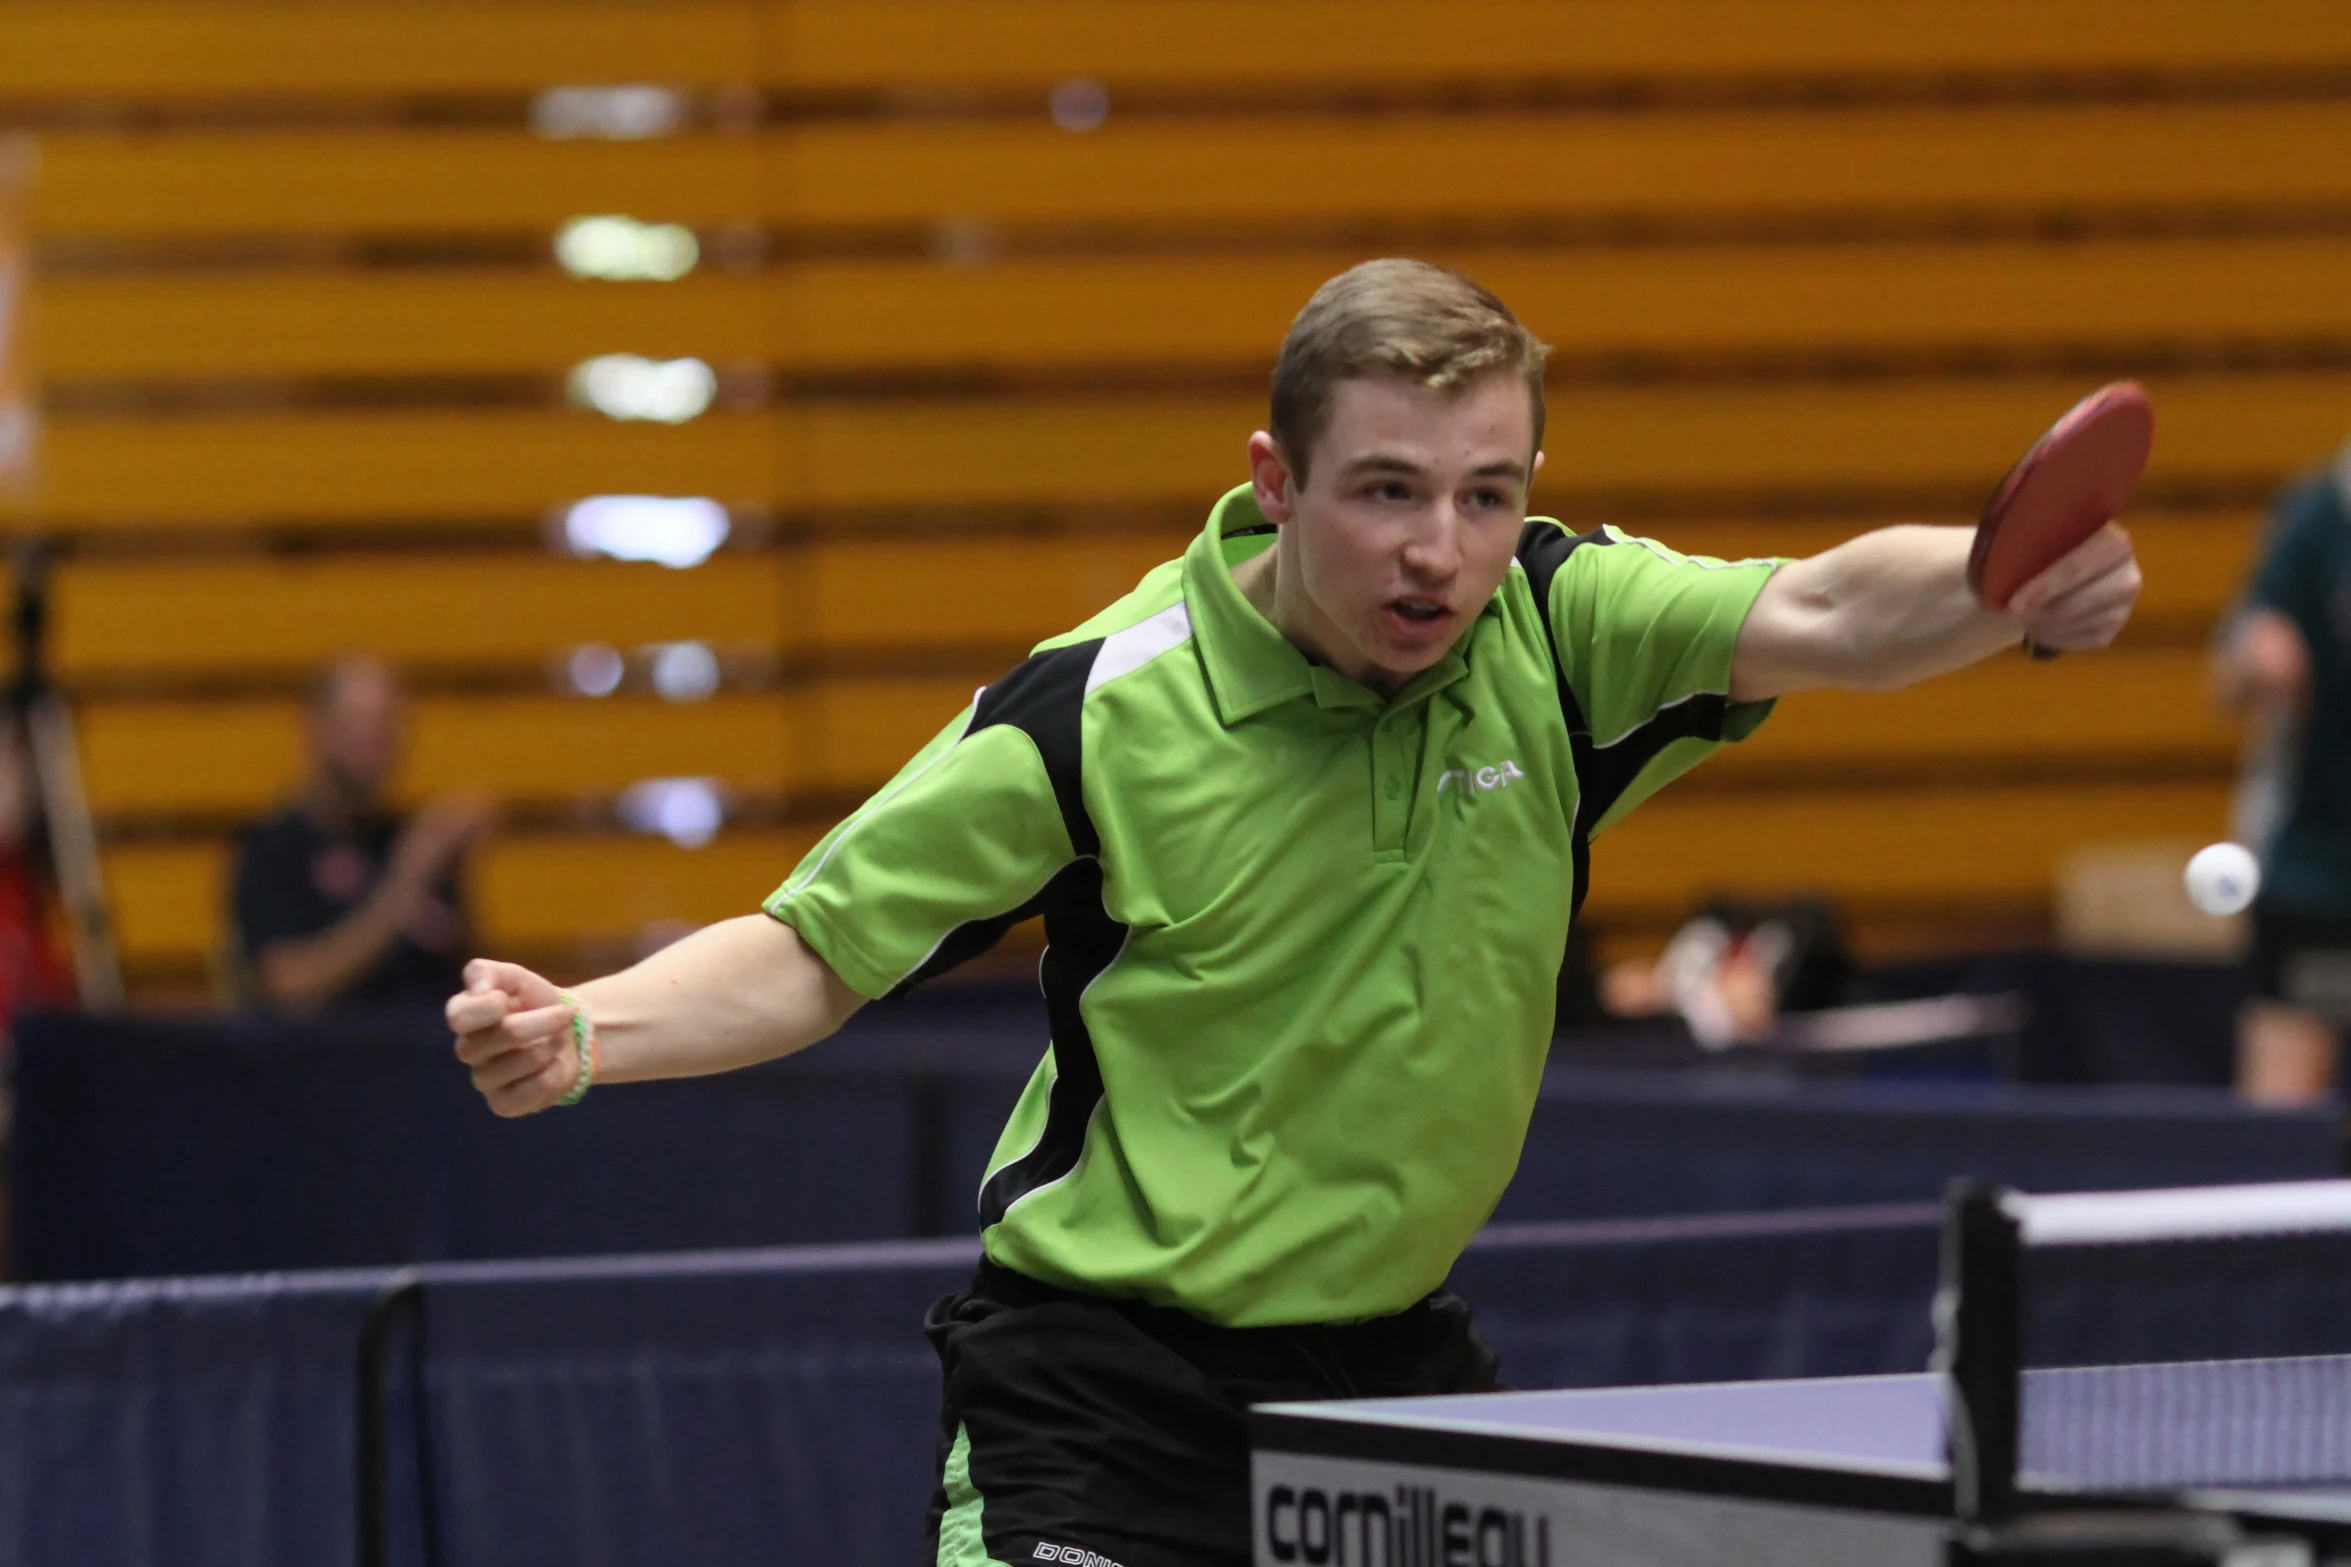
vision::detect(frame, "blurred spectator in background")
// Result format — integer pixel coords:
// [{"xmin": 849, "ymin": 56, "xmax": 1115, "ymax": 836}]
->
[
  {"xmin": 230, "ymin": 655, "xmax": 486, "ymax": 1011},
  {"xmin": 1598, "ymin": 896, "xmax": 1857, "ymax": 1046},
  {"xmin": 0, "ymin": 710, "xmax": 71, "ymax": 1021},
  {"xmin": 2213, "ymin": 443, "xmax": 2351, "ymax": 1104}
]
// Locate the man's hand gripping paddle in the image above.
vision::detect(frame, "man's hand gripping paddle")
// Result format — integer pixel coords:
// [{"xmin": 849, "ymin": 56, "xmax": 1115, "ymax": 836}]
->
[{"xmin": 1967, "ymin": 381, "xmax": 2155, "ymax": 660}]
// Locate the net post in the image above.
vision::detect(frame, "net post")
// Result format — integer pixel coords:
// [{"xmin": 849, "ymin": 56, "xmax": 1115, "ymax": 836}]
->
[{"xmin": 1938, "ymin": 1177, "xmax": 2023, "ymax": 1527}]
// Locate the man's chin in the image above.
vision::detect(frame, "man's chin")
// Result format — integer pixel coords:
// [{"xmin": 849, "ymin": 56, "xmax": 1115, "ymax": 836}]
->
[{"xmin": 1358, "ymin": 631, "xmax": 1460, "ymax": 690}]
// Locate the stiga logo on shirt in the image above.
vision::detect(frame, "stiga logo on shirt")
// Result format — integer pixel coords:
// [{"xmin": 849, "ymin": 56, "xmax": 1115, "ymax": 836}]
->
[
  {"xmin": 1436, "ymin": 760, "xmax": 1527, "ymax": 798},
  {"xmin": 1265, "ymin": 1485, "xmax": 1551, "ymax": 1566},
  {"xmin": 1032, "ymin": 1544, "xmax": 1126, "ymax": 1567}
]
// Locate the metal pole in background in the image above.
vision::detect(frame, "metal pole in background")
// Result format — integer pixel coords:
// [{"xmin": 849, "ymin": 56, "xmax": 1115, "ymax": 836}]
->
[
  {"xmin": 13, "ymin": 545, "xmax": 122, "ymax": 1011},
  {"xmin": 0, "ymin": 136, "xmax": 29, "ymax": 493}
]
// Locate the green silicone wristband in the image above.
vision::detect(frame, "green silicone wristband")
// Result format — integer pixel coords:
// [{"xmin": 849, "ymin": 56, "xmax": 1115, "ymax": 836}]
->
[{"xmin": 554, "ymin": 989, "xmax": 596, "ymax": 1107}]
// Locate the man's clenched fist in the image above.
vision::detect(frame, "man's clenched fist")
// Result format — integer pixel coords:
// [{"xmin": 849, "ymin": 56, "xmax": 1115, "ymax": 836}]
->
[{"xmin": 447, "ymin": 957, "xmax": 581, "ymax": 1117}]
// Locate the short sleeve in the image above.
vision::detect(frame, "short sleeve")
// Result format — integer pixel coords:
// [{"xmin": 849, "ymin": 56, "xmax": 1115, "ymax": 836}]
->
[
  {"xmin": 1538, "ymin": 523, "xmax": 1783, "ymax": 835},
  {"xmin": 764, "ymin": 688, "xmax": 1083, "ymax": 1000}
]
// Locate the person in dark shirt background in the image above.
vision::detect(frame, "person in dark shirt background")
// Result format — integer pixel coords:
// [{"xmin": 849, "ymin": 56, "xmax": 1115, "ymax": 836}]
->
[
  {"xmin": 231, "ymin": 654, "xmax": 487, "ymax": 1011},
  {"xmin": 2214, "ymin": 446, "xmax": 2351, "ymax": 1103}
]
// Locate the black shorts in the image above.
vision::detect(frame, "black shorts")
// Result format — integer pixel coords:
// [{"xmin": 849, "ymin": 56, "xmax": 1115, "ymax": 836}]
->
[
  {"xmin": 2250, "ymin": 906, "xmax": 2351, "ymax": 1021},
  {"xmin": 921, "ymin": 1260, "xmax": 1503, "ymax": 1567}
]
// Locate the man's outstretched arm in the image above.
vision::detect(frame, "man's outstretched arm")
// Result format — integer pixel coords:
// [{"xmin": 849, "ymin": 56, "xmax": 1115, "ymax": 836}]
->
[
  {"xmin": 448, "ymin": 914, "xmax": 866, "ymax": 1117},
  {"xmin": 1728, "ymin": 522, "xmax": 2141, "ymax": 701}
]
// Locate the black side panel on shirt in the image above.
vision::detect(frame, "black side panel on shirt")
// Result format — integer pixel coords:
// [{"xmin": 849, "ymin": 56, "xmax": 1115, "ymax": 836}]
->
[
  {"xmin": 976, "ymin": 856, "xmax": 1126, "ymax": 1227},
  {"xmin": 886, "ymin": 640, "xmax": 1108, "ymax": 997},
  {"xmin": 882, "ymin": 638, "xmax": 1130, "ymax": 1228},
  {"xmin": 976, "ymin": 638, "xmax": 1099, "ymax": 857},
  {"xmin": 1515, "ymin": 521, "xmax": 1735, "ymax": 916}
]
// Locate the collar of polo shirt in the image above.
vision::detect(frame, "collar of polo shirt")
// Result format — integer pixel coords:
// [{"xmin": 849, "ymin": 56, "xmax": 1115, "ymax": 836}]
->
[{"xmin": 1180, "ymin": 484, "xmax": 1494, "ymax": 725}]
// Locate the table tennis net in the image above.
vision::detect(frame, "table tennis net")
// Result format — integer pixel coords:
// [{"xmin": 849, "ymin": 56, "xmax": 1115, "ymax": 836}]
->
[
  {"xmin": 2020, "ymin": 1353, "xmax": 2351, "ymax": 1492},
  {"xmin": 1946, "ymin": 1180, "xmax": 2351, "ymax": 1505}
]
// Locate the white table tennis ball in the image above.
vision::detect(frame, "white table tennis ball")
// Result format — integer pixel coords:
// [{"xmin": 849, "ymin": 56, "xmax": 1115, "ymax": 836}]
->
[{"xmin": 2183, "ymin": 842, "xmax": 2261, "ymax": 917}]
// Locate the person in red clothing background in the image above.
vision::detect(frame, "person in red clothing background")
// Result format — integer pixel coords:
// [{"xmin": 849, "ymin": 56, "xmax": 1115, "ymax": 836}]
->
[{"xmin": 0, "ymin": 712, "xmax": 72, "ymax": 1026}]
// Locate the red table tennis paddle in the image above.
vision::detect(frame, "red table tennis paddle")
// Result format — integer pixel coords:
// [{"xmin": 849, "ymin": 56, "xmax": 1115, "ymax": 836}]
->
[{"xmin": 1967, "ymin": 381, "xmax": 2154, "ymax": 659}]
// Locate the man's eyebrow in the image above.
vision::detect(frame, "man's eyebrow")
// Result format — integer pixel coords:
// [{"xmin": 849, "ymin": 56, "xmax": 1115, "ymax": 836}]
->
[
  {"xmin": 1333, "ymin": 453, "xmax": 1529, "ymax": 481},
  {"xmin": 1336, "ymin": 453, "xmax": 1428, "ymax": 477}
]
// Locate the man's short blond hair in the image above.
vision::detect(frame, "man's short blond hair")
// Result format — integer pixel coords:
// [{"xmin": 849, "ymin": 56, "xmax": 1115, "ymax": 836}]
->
[{"xmin": 1269, "ymin": 258, "xmax": 1551, "ymax": 484}]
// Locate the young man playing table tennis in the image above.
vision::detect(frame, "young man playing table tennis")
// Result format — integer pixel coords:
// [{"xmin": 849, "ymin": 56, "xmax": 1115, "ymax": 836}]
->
[{"xmin": 447, "ymin": 260, "xmax": 2141, "ymax": 1566}]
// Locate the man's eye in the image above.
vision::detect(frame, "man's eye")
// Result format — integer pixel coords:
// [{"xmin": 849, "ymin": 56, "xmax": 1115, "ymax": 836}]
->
[{"xmin": 1372, "ymin": 481, "xmax": 1411, "ymax": 502}]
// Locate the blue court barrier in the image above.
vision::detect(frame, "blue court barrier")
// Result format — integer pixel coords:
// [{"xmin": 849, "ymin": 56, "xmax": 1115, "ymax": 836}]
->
[
  {"xmin": 13, "ymin": 1200, "xmax": 2349, "ymax": 1567},
  {"xmin": 11, "ymin": 992, "xmax": 2337, "ymax": 1282},
  {"xmin": 1871, "ymin": 949, "xmax": 2249, "ymax": 1085},
  {"xmin": 0, "ymin": 1267, "xmax": 391, "ymax": 1567},
  {"xmin": 7, "ymin": 997, "xmax": 1037, "ymax": 1281},
  {"xmin": 0, "ymin": 1212, "xmax": 1945, "ymax": 1567},
  {"xmin": 1495, "ymin": 1068, "xmax": 2343, "ymax": 1224}
]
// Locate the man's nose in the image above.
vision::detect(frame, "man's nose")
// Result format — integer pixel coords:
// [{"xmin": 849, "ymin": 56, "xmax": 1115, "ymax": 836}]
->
[{"xmin": 1402, "ymin": 502, "xmax": 1465, "ymax": 580}]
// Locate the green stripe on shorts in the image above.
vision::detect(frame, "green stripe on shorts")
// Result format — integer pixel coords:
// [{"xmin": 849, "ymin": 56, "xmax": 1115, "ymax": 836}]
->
[{"xmin": 937, "ymin": 1421, "xmax": 1010, "ymax": 1567}]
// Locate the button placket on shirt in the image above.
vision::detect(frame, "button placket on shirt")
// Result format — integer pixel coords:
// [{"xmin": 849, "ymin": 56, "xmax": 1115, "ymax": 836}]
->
[{"xmin": 1369, "ymin": 705, "xmax": 1423, "ymax": 855}]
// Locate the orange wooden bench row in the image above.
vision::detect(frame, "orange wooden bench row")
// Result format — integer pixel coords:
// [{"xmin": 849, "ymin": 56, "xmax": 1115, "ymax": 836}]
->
[
  {"xmin": 75, "ymin": 683, "xmax": 965, "ymax": 814},
  {"xmin": 70, "ymin": 645, "xmax": 2246, "ymax": 821},
  {"xmin": 27, "ymin": 511, "xmax": 2265, "ymax": 683},
  {"xmin": 43, "ymin": 532, "xmax": 1193, "ymax": 676},
  {"xmin": 8, "ymin": 2, "xmax": 2347, "ymax": 100},
  {"xmin": 24, "ymin": 103, "xmax": 2351, "ymax": 240},
  {"xmin": 100, "ymin": 774, "xmax": 2236, "ymax": 965},
  {"xmin": 38, "ymin": 236, "xmax": 2351, "ymax": 383},
  {"xmin": 9, "ymin": 373, "xmax": 2344, "ymax": 531},
  {"xmin": 23, "ymin": 511, "xmax": 2265, "ymax": 683}
]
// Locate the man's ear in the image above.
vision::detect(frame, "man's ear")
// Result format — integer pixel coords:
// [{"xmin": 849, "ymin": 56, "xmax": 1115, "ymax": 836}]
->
[{"xmin": 1247, "ymin": 431, "xmax": 1297, "ymax": 525}]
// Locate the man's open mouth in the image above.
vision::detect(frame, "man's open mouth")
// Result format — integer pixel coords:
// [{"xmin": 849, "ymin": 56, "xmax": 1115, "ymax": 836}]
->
[{"xmin": 1390, "ymin": 599, "xmax": 1447, "ymax": 623}]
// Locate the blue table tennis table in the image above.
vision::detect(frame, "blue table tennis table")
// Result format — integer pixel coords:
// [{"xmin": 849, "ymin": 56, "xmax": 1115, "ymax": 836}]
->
[{"xmin": 1251, "ymin": 1368, "xmax": 2351, "ymax": 1566}]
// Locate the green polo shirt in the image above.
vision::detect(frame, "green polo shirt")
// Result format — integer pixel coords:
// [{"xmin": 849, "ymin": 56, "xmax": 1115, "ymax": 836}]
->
[{"xmin": 767, "ymin": 484, "xmax": 1778, "ymax": 1326}]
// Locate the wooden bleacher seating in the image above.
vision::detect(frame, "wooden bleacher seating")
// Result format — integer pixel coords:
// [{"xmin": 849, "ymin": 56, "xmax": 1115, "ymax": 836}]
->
[
  {"xmin": 39, "ymin": 237, "xmax": 2351, "ymax": 383},
  {"xmin": 21, "ymin": 376, "xmax": 2349, "ymax": 532},
  {"xmin": 75, "ymin": 648, "xmax": 2237, "ymax": 823},
  {"xmin": 46, "ymin": 555, "xmax": 790, "ymax": 679},
  {"xmin": 29, "ymin": 105, "xmax": 2351, "ymax": 241},
  {"xmin": 99, "ymin": 830, "xmax": 832, "ymax": 974},
  {"xmin": 78, "ymin": 694, "xmax": 806, "ymax": 816},
  {"xmin": 11, "ymin": 3, "xmax": 2348, "ymax": 100},
  {"xmin": 5, "ymin": 0, "xmax": 2338, "ymax": 991},
  {"xmin": 100, "ymin": 777, "xmax": 2236, "ymax": 973},
  {"xmin": 30, "ymin": 518, "xmax": 2251, "ymax": 685}
]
